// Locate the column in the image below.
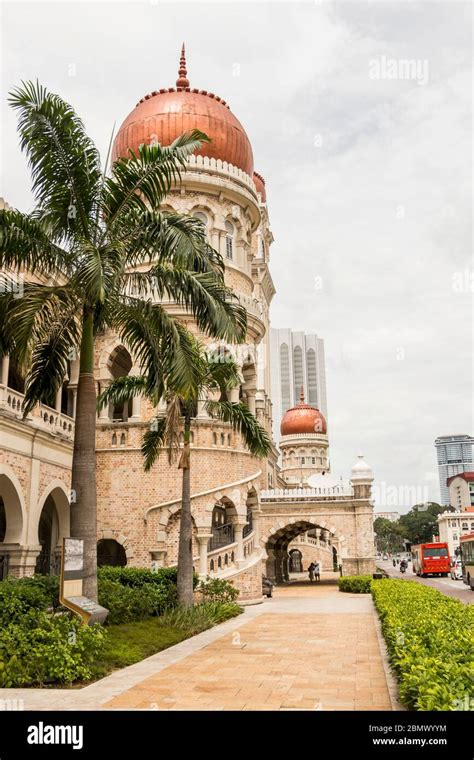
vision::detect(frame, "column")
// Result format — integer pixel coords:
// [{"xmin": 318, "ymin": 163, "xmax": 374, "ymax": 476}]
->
[
  {"xmin": 55, "ymin": 385, "xmax": 62, "ymax": 412},
  {"xmin": 130, "ymin": 393, "xmax": 141, "ymax": 421},
  {"xmin": 234, "ymin": 521, "xmax": 246, "ymax": 567},
  {"xmin": 71, "ymin": 387, "xmax": 77, "ymax": 418},
  {"xmin": 229, "ymin": 386, "xmax": 240, "ymax": 403},
  {"xmin": 196, "ymin": 533, "xmax": 212, "ymax": 577},
  {"xmin": 251, "ymin": 509, "xmax": 262, "ymax": 555},
  {"xmin": 1, "ymin": 354, "xmax": 9, "ymax": 386},
  {"xmin": 246, "ymin": 390, "xmax": 256, "ymax": 415},
  {"xmin": 197, "ymin": 397, "xmax": 208, "ymax": 418},
  {"xmin": 99, "ymin": 379, "xmax": 110, "ymax": 420}
]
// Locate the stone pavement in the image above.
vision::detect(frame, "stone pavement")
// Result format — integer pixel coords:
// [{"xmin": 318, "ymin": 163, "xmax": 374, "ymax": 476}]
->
[{"xmin": 1, "ymin": 575, "xmax": 394, "ymax": 711}]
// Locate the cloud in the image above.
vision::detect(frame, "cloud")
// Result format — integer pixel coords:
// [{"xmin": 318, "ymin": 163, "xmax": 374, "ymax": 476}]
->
[{"xmin": 1, "ymin": 1, "xmax": 471, "ymax": 509}]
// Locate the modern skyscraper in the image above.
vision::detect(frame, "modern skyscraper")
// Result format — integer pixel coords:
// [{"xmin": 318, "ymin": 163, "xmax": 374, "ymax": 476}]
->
[
  {"xmin": 434, "ymin": 435, "xmax": 474, "ymax": 505},
  {"xmin": 270, "ymin": 329, "xmax": 328, "ymax": 443}
]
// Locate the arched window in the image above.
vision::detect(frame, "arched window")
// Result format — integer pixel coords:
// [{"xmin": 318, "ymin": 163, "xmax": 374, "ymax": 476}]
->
[
  {"xmin": 213, "ymin": 432, "xmax": 217, "ymax": 445},
  {"xmin": 193, "ymin": 211, "xmax": 208, "ymax": 227},
  {"xmin": 225, "ymin": 221, "xmax": 234, "ymax": 260},
  {"xmin": 111, "ymin": 433, "xmax": 117, "ymax": 445},
  {"xmin": 107, "ymin": 346, "xmax": 133, "ymax": 421},
  {"xmin": 97, "ymin": 539, "xmax": 127, "ymax": 568},
  {"xmin": 120, "ymin": 433, "xmax": 126, "ymax": 445},
  {"xmin": 227, "ymin": 433, "xmax": 231, "ymax": 446},
  {"xmin": 221, "ymin": 433, "xmax": 225, "ymax": 445}
]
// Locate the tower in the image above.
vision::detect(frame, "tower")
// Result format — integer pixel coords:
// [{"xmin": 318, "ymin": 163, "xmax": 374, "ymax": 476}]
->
[{"xmin": 279, "ymin": 388, "xmax": 329, "ymax": 486}]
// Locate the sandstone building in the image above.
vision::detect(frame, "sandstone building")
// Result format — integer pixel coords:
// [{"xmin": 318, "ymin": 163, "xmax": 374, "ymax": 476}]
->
[{"xmin": 0, "ymin": 48, "xmax": 376, "ymax": 599}]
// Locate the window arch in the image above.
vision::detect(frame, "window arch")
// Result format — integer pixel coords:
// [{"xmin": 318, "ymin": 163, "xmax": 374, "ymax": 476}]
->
[
  {"xmin": 220, "ymin": 433, "xmax": 225, "ymax": 445},
  {"xmin": 213, "ymin": 432, "xmax": 217, "ymax": 445},
  {"xmin": 193, "ymin": 211, "xmax": 208, "ymax": 226},
  {"xmin": 225, "ymin": 221, "xmax": 234, "ymax": 260}
]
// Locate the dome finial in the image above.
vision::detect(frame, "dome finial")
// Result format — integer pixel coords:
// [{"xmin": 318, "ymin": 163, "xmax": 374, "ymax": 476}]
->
[
  {"xmin": 299, "ymin": 385, "xmax": 305, "ymax": 403},
  {"xmin": 176, "ymin": 43, "xmax": 190, "ymax": 89}
]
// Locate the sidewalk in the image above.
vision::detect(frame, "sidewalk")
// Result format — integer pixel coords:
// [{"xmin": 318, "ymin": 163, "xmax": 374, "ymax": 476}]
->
[{"xmin": 2, "ymin": 576, "xmax": 394, "ymax": 711}]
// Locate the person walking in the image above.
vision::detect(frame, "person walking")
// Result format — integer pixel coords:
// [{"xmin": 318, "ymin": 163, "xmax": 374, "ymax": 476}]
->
[
  {"xmin": 314, "ymin": 560, "xmax": 321, "ymax": 581},
  {"xmin": 308, "ymin": 562, "xmax": 315, "ymax": 583}
]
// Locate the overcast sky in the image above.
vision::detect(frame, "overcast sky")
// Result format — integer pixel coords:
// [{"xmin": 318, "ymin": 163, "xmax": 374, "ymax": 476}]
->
[{"xmin": 1, "ymin": 1, "xmax": 472, "ymax": 511}]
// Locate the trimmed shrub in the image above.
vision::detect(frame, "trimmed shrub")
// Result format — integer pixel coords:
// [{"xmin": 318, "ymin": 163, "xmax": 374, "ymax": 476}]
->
[
  {"xmin": 338, "ymin": 575, "xmax": 373, "ymax": 594},
  {"xmin": 0, "ymin": 611, "xmax": 104, "ymax": 687},
  {"xmin": 372, "ymin": 579, "xmax": 474, "ymax": 711},
  {"xmin": 97, "ymin": 579, "xmax": 173, "ymax": 625},
  {"xmin": 97, "ymin": 566, "xmax": 198, "ymax": 589},
  {"xmin": 198, "ymin": 577, "xmax": 239, "ymax": 603}
]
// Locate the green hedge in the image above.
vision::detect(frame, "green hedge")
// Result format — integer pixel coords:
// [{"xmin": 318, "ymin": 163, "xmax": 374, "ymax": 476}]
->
[
  {"xmin": 372, "ymin": 579, "xmax": 474, "ymax": 711},
  {"xmin": 0, "ymin": 609, "xmax": 104, "ymax": 687},
  {"xmin": 338, "ymin": 575, "xmax": 373, "ymax": 594}
]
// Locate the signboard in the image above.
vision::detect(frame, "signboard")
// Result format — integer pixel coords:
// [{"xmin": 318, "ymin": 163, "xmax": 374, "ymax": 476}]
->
[{"xmin": 60, "ymin": 538, "xmax": 108, "ymax": 625}]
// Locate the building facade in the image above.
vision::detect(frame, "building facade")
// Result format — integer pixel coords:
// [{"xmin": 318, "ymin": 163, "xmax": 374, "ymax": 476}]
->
[
  {"xmin": 270, "ymin": 328, "xmax": 327, "ymax": 443},
  {"xmin": 434, "ymin": 435, "xmax": 474, "ymax": 506},
  {"xmin": 0, "ymin": 47, "xmax": 376, "ymax": 596},
  {"xmin": 437, "ymin": 507, "xmax": 474, "ymax": 559}
]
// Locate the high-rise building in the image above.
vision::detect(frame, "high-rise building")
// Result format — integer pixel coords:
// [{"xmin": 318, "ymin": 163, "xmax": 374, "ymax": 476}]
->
[
  {"xmin": 434, "ymin": 435, "xmax": 474, "ymax": 506},
  {"xmin": 270, "ymin": 329, "xmax": 327, "ymax": 443}
]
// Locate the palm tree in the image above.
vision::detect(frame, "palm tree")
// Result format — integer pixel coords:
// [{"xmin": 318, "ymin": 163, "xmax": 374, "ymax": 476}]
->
[
  {"xmin": 98, "ymin": 341, "xmax": 271, "ymax": 605},
  {"xmin": 0, "ymin": 82, "xmax": 247, "ymax": 599}
]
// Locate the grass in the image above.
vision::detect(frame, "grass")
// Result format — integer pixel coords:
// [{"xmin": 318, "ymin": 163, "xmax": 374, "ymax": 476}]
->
[{"xmin": 89, "ymin": 601, "xmax": 242, "ymax": 682}]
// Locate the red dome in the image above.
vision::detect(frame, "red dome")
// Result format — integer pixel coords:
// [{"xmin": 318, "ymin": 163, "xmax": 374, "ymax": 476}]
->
[
  {"xmin": 112, "ymin": 45, "xmax": 254, "ymax": 176},
  {"xmin": 253, "ymin": 171, "xmax": 266, "ymax": 202},
  {"xmin": 280, "ymin": 388, "xmax": 327, "ymax": 436}
]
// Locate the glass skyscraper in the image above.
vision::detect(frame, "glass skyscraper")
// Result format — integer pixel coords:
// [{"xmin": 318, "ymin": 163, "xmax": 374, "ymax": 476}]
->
[{"xmin": 434, "ymin": 434, "xmax": 474, "ymax": 505}]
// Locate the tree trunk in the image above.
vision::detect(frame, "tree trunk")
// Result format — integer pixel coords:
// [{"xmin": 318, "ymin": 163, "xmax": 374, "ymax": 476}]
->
[
  {"xmin": 177, "ymin": 413, "xmax": 194, "ymax": 606},
  {"xmin": 70, "ymin": 311, "xmax": 98, "ymax": 601}
]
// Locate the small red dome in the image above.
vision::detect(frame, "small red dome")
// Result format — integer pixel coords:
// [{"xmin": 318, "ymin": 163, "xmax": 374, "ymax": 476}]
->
[
  {"xmin": 253, "ymin": 171, "xmax": 266, "ymax": 202},
  {"xmin": 112, "ymin": 44, "xmax": 254, "ymax": 176},
  {"xmin": 280, "ymin": 388, "xmax": 327, "ymax": 436}
]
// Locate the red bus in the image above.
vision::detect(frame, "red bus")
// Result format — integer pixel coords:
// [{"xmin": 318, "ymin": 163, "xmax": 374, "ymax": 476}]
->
[
  {"xmin": 460, "ymin": 533, "xmax": 474, "ymax": 590},
  {"xmin": 411, "ymin": 542, "xmax": 450, "ymax": 577}
]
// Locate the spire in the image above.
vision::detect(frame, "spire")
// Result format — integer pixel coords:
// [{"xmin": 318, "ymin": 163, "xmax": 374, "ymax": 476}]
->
[
  {"xmin": 299, "ymin": 385, "xmax": 305, "ymax": 403},
  {"xmin": 176, "ymin": 43, "xmax": 189, "ymax": 88}
]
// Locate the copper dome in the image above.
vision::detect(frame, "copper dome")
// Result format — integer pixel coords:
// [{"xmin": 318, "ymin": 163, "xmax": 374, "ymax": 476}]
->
[
  {"xmin": 112, "ymin": 44, "xmax": 254, "ymax": 176},
  {"xmin": 280, "ymin": 388, "xmax": 327, "ymax": 437},
  {"xmin": 253, "ymin": 171, "xmax": 266, "ymax": 202}
]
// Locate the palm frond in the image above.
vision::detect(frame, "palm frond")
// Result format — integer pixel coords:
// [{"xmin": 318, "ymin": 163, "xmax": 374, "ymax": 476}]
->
[
  {"xmin": 2, "ymin": 282, "xmax": 81, "ymax": 365},
  {"xmin": 0, "ymin": 209, "xmax": 72, "ymax": 277},
  {"xmin": 9, "ymin": 81, "xmax": 101, "ymax": 239},
  {"xmin": 112, "ymin": 297, "xmax": 201, "ymax": 397},
  {"xmin": 203, "ymin": 354, "xmax": 241, "ymax": 397},
  {"xmin": 96, "ymin": 374, "xmax": 149, "ymax": 411},
  {"xmin": 205, "ymin": 400, "xmax": 271, "ymax": 458},
  {"xmin": 141, "ymin": 418, "xmax": 167, "ymax": 472},
  {"xmin": 103, "ymin": 131, "xmax": 209, "ymax": 230},
  {"xmin": 22, "ymin": 312, "xmax": 81, "ymax": 415}
]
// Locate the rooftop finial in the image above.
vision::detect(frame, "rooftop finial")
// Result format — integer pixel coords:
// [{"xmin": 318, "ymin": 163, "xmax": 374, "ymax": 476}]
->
[
  {"xmin": 300, "ymin": 385, "xmax": 305, "ymax": 403},
  {"xmin": 176, "ymin": 43, "xmax": 189, "ymax": 89}
]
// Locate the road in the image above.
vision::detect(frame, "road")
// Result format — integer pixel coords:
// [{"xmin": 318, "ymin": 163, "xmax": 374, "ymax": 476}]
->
[{"xmin": 378, "ymin": 559, "xmax": 474, "ymax": 604}]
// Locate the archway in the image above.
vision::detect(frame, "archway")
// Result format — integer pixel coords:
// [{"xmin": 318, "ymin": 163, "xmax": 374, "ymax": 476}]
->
[
  {"xmin": 289, "ymin": 548, "xmax": 303, "ymax": 573},
  {"xmin": 107, "ymin": 345, "xmax": 133, "ymax": 421},
  {"xmin": 97, "ymin": 539, "xmax": 127, "ymax": 567},
  {"xmin": 35, "ymin": 495, "xmax": 60, "ymax": 574},
  {"xmin": 0, "ymin": 471, "xmax": 25, "ymax": 545},
  {"xmin": 265, "ymin": 519, "xmax": 337, "ymax": 583}
]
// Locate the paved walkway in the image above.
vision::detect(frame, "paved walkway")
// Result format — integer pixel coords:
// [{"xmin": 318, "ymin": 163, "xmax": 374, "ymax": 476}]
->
[{"xmin": 1, "ymin": 576, "xmax": 394, "ymax": 711}]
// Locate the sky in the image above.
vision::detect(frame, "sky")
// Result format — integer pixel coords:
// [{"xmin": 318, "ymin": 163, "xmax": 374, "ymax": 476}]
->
[{"xmin": 1, "ymin": 1, "xmax": 472, "ymax": 511}]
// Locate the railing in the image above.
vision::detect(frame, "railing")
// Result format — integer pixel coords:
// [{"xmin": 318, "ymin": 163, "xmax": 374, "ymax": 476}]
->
[
  {"xmin": 0, "ymin": 385, "xmax": 75, "ymax": 441},
  {"xmin": 260, "ymin": 485, "xmax": 353, "ymax": 501},
  {"xmin": 209, "ymin": 523, "xmax": 235, "ymax": 551},
  {"xmin": 207, "ymin": 530, "xmax": 256, "ymax": 575}
]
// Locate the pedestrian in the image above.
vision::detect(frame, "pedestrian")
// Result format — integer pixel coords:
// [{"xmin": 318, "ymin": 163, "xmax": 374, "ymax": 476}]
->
[
  {"xmin": 314, "ymin": 560, "xmax": 321, "ymax": 581},
  {"xmin": 308, "ymin": 562, "xmax": 315, "ymax": 583}
]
